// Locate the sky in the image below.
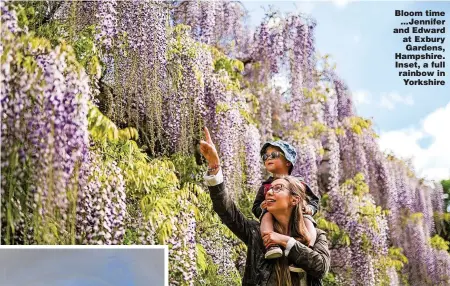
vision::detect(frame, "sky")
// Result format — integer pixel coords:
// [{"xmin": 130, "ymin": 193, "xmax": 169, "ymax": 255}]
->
[
  {"xmin": 0, "ymin": 248, "xmax": 166, "ymax": 286},
  {"xmin": 243, "ymin": 0, "xmax": 450, "ymax": 182}
]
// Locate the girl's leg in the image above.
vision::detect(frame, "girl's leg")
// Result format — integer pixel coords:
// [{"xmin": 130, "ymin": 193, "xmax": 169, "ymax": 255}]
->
[
  {"xmin": 260, "ymin": 211, "xmax": 274, "ymax": 234},
  {"xmin": 261, "ymin": 212, "xmax": 282, "ymax": 259},
  {"xmin": 304, "ymin": 218, "xmax": 317, "ymax": 247}
]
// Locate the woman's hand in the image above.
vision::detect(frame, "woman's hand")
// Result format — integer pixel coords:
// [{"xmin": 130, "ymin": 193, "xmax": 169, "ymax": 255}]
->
[
  {"xmin": 199, "ymin": 127, "xmax": 220, "ymax": 171},
  {"xmin": 262, "ymin": 231, "xmax": 290, "ymax": 248}
]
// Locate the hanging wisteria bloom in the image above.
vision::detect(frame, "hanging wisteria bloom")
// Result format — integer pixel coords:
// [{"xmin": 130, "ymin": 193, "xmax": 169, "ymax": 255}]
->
[
  {"xmin": 1, "ymin": 2, "xmax": 90, "ymax": 244},
  {"xmin": 332, "ymin": 72, "xmax": 354, "ymax": 121},
  {"xmin": 324, "ymin": 175, "xmax": 389, "ymax": 286},
  {"xmin": 215, "ymin": 90, "xmax": 246, "ymax": 198},
  {"xmin": 431, "ymin": 181, "xmax": 445, "ymax": 214},
  {"xmin": 76, "ymin": 152, "xmax": 126, "ymax": 245},
  {"xmin": 198, "ymin": 228, "xmax": 240, "ymax": 282},
  {"xmin": 243, "ymin": 124, "xmax": 262, "ymax": 191},
  {"xmin": 95, "ymin": 0, "xmax": 118, "ymax": 52},
  {"xmin": 414, "ymin": 184, "xmax": 435, "ymax": 237},
  {"xmin": 257, "ymin": 89, "xmax": 274, "ymax": 142},
  {"xmin": 292, "ymin": 140, "xmax": 318, "ymax": 195},
  {"xmin": 94, "ymin": 0, "xmax": 170, "ymax": 155},
  {"xmin": 167, "ymin": 203, "xmax": 197, "ymax": 286},
  {"xmin": 163, "ymin": 26, "xmax": 212, "ymax": 154},
  {"xmin": 318, "ymin": 130, "xmax": 340, "ymax": 194},
  {"xmin": 402, "ymin": 217, "xmax": 434, "ymax": 286},
  {"xmin": 173, "ymin": 0, "xmax": 246, "ymax": 52}
]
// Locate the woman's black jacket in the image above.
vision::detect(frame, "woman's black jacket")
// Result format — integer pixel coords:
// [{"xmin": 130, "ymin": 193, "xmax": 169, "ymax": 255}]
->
[{"xmin": 208, "ymin": 182, "xmax": 331, "ymax": 286}]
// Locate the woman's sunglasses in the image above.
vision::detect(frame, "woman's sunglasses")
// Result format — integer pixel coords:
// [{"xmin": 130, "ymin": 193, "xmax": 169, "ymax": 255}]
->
[{"xmin": 262, "ymin": 151, "xmax": 285, "ymax": 162}]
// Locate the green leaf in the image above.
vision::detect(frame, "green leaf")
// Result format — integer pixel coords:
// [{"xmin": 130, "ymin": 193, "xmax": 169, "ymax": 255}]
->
[{"xmin": 196, "ymin": 243, "xmax": 208, "ymax": 271}]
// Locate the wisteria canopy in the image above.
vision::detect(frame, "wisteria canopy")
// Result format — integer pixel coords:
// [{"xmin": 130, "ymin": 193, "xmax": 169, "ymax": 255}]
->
[{"xmin": 1, "ymin": 1, "xmax": 449, "ymax": 286}]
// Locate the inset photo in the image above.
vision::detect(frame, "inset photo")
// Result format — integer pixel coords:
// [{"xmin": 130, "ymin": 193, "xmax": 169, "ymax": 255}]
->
[{"xmin": 0, "ymin": 246, "xmax": 167, "ymax": 286}]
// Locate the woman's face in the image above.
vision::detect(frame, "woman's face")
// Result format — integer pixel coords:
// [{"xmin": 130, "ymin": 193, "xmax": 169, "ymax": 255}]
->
[
  {"xmin": 265, "ymin": 178, "xmax": 296, "ymax": 213},
  {"xmin": 263, "ymin": 146, "xmax": 290, "ymax": 174}
]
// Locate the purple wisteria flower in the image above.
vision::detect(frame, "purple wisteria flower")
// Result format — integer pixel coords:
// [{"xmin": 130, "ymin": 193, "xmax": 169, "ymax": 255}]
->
[
  {"xmin": 243, "ymin": 124, "xmax": 262, "ymax": 191},
  {"xmin": 76, "ymin": 152, "xmax": 127, "ymax": 245},
  {"xmin": 1, "ymin": 2, "xmax": 90, "ymax": 243},
  {"xmin": 168, "ymin": 205, "xmax": 197, "ymax": 286},
  {"xmin": 96, "ymin": 0, "xmax": 118, "ymax": 52}
]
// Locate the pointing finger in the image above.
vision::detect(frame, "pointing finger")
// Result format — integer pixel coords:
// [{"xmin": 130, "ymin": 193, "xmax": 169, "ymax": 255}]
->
[{"xmin": 203, "ymin": 127, "xmax": 212, "ymax": 144}]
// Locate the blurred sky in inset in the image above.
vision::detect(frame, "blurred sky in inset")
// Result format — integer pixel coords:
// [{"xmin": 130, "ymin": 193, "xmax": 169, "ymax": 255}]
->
[
  {"xmin": 0, "ymin": 248, "xmax": 165, "ymax": 286},
  {"xmin": 243, "ymin": 1, "xmax": 450, "ymax": 181}
]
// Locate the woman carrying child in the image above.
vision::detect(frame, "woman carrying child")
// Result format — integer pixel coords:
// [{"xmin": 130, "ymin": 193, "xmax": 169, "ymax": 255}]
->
[
  {"xmin": 200, "ymin": 127, "xmax": 330, "ymax": 286},
  {"xmin": 253, "ymin": 141, "xmax": 320, "ymax": 272}
]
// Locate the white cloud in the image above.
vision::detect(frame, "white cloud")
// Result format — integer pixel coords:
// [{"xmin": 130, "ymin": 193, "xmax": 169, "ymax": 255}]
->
[
  {"xmin": 380, "ymin": 91, "xmax": 414, "ymax": 110},
  {"xmin": 294, "ymin": 1, "xmax": 315, "ymax": 15},
  {"xmin": 379, "ymin": 102, "xmax": 450, "ymax": 181},
  {"xmin": 352, "ymin": 90, "xmax": 371, "ymax": 105},
  {"xmin": 331, "ymin": 0, "xmax": 351, "ymax": 7},
  {"xmin": 351, "ymin": 90, "xmax": 414, "ymax": 109}
]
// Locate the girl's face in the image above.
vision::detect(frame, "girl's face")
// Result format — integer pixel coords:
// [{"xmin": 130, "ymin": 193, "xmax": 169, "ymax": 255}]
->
[
  {"xmin": 265, "ymin": 179, "xmax": 297, "ymax": 213},
  {"xmin": 263, "ymin": 146, "xmax": 290, "ymax": 175}
]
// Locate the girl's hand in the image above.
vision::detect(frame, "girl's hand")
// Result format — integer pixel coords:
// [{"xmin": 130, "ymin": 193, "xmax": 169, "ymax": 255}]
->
[
  {"xmin": 262, "ymin": 231, "xmax": 290, "ymax": 248},
  {"xmin": 260, "ymin": 200, "xmax": 267, "ymax": 210},
  {"xmin": 199, "ymin": 127, "xmax": 220, "ymax": 168}
]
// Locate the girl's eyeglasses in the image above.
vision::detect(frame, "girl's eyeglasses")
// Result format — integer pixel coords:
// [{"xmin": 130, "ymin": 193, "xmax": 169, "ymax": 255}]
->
[
  {"xmin": 262, "ymin": 151, "xmax": 285, "ymax": 162},
  {"xmin": 267, "ymin": 184, "xmax": 289, "ymax": 193}
]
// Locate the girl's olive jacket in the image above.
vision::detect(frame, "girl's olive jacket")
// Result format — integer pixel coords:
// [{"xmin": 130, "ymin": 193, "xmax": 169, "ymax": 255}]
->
[{"xmin": 208, "ymin": 182, "xmax": 331, "ymax": 286}]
